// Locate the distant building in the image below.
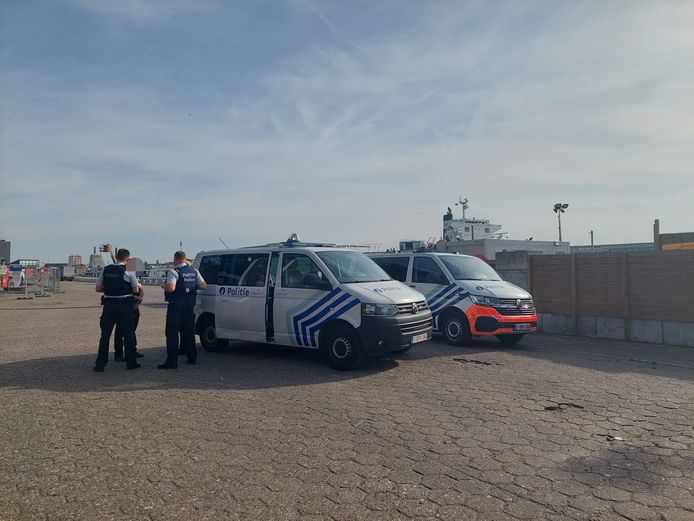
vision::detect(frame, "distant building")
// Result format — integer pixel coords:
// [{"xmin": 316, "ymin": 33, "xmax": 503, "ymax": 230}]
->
[
  {"xmin": 68, "ymin": 254, "xmax": 82, "ymax": 266},
  {"xmin": 44, "ymin": 262, "xmax": 69, "ymax": 278},
  {"xmin": 0, "ymin": 240, "xmax": 10, "ymax": 265},
  {"xmin": 655, "ymin": 219, "xmax": 694, "ymax": 251},
  {"xmin": 571, "ymin": 242, "xmax": 653, "ymax": 254},
  {"xmin": 436, "ymin": 239, "xmax": 569, "ymax": 261},
  {"xmin": 89, "ymin": 254, "xmax": 108, "ymax": 270},
  {"xmin": 126, "ymin": 257, "xmax": 145, "ymax": 272},
  {"xmin": 10, "ymin": 259, "xmax": 41, "ymax": 269}
]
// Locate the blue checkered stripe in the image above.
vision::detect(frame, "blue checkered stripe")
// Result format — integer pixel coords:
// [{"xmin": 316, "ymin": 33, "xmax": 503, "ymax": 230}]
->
[
  {"xmin": 426, "ymin": 284, "xmax": 470, "ymax": 329},
  {"xmin": 290, "ymin": 288, "xmax": 361, "ymax": 348}
]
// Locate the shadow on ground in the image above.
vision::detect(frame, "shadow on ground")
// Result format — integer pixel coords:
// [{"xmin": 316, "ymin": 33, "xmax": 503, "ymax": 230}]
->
[
  {"xmin": 0, "ymin": 341, "xmax": 398, "ymax": 393},
  {"xmin": 560, "ymin": 444, "xmax": 694, "ymax": 494},
  {"xmin": 395, "ymin": 334, "xmax": 694, "ymax": 382}
]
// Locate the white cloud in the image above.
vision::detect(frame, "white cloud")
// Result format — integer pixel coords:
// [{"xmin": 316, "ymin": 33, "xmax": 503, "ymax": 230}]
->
[
  {"xmin": 1, "ymin": 1, "xmax": 693, "ymax": 261},
  {"xmin": 65, "ymin": 0, "xmax": 218, "ymax": 21}
]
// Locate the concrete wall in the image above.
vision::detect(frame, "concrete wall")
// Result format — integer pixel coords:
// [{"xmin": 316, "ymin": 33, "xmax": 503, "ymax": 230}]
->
[
  {"xmin": 495, "ymin": 250, "xmax": 542, "ymax": 291},
  {"xmin": 539, "ymin": 313, "xmax": 694, "ymax": 348}
]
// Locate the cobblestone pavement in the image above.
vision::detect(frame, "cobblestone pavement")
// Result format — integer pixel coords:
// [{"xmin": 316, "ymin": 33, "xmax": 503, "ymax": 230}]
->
[{"xmin": 1, "ymin": 283, "xmax": 693, "ymax": 521}]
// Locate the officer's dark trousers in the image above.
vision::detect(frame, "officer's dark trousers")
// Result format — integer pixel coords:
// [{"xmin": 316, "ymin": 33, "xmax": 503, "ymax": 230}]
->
[
  {"xmin": 165, "ymin": 300, "xmax": 196, "ymax": 365},
  {"xmin": 115, "ymin": 307, "xmax": 140, "ymax": 356},
  {"xmin": 96, "ymin": 299, "xmax": 136, "ymax": 368}
]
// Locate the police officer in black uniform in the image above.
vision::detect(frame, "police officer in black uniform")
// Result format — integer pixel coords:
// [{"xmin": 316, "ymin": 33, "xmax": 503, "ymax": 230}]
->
[
  {"xmin": 94, "ymin": 248, "xmax": 141, "ymax": 372},
  {"xmin": 158, "ymin": 251, "xmax": 207, "ymax": 369}
]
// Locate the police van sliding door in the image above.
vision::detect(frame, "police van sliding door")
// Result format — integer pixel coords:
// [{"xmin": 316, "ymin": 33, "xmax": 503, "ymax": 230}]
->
[
  {"xmin": 214, "ymin": 253, "xmax": 269, "ymax": 342},
  {"xmin": 273, "ymin": 252, "xmax": 335, "ymax": 348}
]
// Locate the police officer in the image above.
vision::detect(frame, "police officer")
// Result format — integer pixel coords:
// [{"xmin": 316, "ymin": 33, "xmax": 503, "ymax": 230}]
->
[
  {"xmin": 104, "ymin": 243, "xmax": 144, "ymax": 362},
  {"xmin": 94, "ymin": 248, "xmax": 141, "ymax": 372},
  {"xmin": 158, "ymin": 251, "xmax": 207, "ymax": 369}
]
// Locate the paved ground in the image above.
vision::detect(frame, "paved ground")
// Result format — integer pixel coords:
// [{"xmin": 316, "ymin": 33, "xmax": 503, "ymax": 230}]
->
[{"xmin": 1, "ymin": 282, "xmax": 693, "ymax": 521}]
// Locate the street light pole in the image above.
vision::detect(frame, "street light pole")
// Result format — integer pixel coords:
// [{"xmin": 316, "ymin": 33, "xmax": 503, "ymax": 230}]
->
[{"xmin": 553, "ymin": 203, "xmax": 569, "ymax": 242}]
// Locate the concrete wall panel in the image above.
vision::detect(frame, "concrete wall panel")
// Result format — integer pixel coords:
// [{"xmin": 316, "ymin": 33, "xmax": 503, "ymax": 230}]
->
[
  {"xmin": 630, "ymin": 319, "xmax": 664, "ymax": 344},
  {"xmin": 662, "ymin": 322, "xmax": 694, "ymax": 348},
  {"xmin": 596, "ymin": 317, "xmax": 626, "ymax": 340},
  {"xmin": 577, "ymin": 316, "xmax": 597, "ymax": 337}
]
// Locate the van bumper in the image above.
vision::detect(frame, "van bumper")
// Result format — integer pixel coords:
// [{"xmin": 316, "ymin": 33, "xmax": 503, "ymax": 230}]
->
[
  {"xmin": 357, "ymin": 311, "xmax": 433, "ymax": 355},
  {"xmin": 466, "ymin": 305, "xmax": 537, "ymax": 335}
]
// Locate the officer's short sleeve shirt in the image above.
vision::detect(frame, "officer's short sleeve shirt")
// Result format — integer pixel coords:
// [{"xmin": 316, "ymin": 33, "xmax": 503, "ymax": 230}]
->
[{"xmin": 167, "ymin": 263, "xmax": 205, "ymax": 286}]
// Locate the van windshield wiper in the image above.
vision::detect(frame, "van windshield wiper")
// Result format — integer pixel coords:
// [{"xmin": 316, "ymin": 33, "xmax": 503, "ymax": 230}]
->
[
  {"xmin": 460, "ymin": 278, "xmax": 501, "ymax": 281},
  {"xmin": 342, "ymin": 278, "xmax": 391, "ymax": 283}
]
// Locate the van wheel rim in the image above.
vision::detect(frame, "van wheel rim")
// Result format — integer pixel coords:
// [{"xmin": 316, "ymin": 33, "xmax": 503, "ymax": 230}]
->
[
  {"xmin": 447, "ymin": 320, "xmax": 462, "ymax": 339},
  {"xmin": 331, "ymin": 337, "xmax": 351, "ymax": 359},
  {"xmin": 204, "ymin": 327, "xmax": 216, "ymax": 344}
]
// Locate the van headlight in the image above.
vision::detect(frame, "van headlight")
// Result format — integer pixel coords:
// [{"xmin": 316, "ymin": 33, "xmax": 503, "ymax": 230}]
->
[
  {"xmin": 362, "ymin": 303, "xmax": 398, "ymax": 316},
  {"xmin": 470, "ymin": 295, "xmax": 501, "ymax": 307}
]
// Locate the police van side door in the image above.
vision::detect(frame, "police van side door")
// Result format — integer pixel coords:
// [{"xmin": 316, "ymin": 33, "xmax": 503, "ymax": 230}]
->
[
  {"xmin": 215, "ymin": 253, "xmax": 269, "ymax": 342},
  {"xmin": 411, "ymin": 256, "xmax": 452, "ymax": 330},
  {"xmin": 273, "ymin": 252, "xmax": 335, "ymax": 348}
]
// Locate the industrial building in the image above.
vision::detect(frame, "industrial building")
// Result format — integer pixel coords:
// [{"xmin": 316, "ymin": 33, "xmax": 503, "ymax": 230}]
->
[{"xmin": 0, "ymin": 240, "xmax": 10, "ymax": 265}]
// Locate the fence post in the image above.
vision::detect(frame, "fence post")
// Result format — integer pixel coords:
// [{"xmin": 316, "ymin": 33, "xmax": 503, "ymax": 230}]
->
[
  {"xmin": 622, "ymin": 252, "xmax": 631, "ymax": 341},
  {"xmin": 571, "ymin": 253, "xmax": 578, "ymax": 336}
]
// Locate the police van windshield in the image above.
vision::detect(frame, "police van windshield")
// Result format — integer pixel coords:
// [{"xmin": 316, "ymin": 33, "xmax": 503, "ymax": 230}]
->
[
  {"xmin": 317, "ymin": 251, "xmax": 391, "ymax": 284},
  {"xmin": 439, "ymin": 255, "xmax": 501, "ymax": 281}
]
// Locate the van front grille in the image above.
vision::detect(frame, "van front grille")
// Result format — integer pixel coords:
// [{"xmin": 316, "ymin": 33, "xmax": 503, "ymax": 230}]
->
[
  {"xmin": 396, "ymin": 300, "xmax": 428, "ymax": 315},
  {"xmin": 494, "ymin": 298, "xmax": 536, "ymax": 316}
]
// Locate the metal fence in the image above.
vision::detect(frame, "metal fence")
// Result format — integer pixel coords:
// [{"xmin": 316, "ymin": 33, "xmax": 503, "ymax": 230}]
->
[{"xmin": 1, "ymin": 267, "xmax": 62, "ymax": 298}]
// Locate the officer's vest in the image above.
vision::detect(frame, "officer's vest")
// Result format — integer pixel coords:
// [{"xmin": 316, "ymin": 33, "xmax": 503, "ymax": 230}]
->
[
  {"xmin": 103, "ymin": 264, "xmax": 132, "ymax": 297},
  {"xmin": 170, "ymin": 266, "xmax": 198, "ymax": 302}
]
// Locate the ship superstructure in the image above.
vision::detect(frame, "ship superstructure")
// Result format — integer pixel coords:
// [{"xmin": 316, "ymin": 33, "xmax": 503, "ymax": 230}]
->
[{"xmin": 442, "ymin": 197, "xmax": 504, "ymax": 241}]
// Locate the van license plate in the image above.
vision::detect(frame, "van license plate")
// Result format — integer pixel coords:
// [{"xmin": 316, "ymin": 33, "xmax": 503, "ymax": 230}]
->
[
  {"xmin": 412, "ymin": 333, "xmax": 428, "ymax": 344},
  {"xmin": 514, "ymin": 323, "xmax": 531, "ymax": 332}
]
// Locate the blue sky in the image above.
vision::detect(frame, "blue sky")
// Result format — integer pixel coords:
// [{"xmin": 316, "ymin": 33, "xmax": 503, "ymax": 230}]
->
[{"xmin": 1, "ymin": 0, "xmax": 693, "ymax": 262}]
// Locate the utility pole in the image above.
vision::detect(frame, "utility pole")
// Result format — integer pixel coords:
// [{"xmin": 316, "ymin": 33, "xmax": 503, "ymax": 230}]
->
[{"xmin": 590, "ymin": 230, "xmax": 594, "ymax": 252}]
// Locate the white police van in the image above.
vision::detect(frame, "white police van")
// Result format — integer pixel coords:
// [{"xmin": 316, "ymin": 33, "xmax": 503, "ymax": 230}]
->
[
  {"xmin": 193, "ymin": 239, "xmax": 432, "ymax": 370},
  {"xmin": 369, "ymin": 252, "xmax": 537, "ymax": 346}
]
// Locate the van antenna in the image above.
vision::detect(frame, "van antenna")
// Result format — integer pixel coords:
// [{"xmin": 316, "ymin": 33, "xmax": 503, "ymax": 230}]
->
[{"xmin": 217, "ymin": 237, "xmax": 231, "ymax": 249}]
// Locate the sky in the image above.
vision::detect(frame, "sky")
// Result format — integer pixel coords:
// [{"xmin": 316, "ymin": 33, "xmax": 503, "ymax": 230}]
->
[{"xmin": 1, "ymin": 0, "xmax": 693, "ymax": 263}]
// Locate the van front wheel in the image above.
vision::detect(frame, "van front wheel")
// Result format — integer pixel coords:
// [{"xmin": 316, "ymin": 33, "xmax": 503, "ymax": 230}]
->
[
  {"xmin": 442, "ymin": 311, "xmax": 472, "ymax": 346},
  {"xmin": 321, "ymin": 325, "xmax": 364, "ymax": 370},
  {"xmin": 198, "ymin": 316, "xmax": 229, "ymax": 352}
]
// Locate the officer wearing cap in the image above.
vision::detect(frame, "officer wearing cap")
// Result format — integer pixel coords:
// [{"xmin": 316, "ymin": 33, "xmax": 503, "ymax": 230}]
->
[
  {"xmin": 94, "ymin": 248, "xmax": 141, "ymax": 372},
  {"xmin": 158, "ymin": 251, "xmax": 207, "ymax": 369}
]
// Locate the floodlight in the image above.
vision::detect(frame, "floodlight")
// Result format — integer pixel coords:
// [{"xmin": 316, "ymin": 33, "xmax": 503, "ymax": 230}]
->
[{"xmin": 562, "ymin": 204, "xmax": 569, "ymax": 209}]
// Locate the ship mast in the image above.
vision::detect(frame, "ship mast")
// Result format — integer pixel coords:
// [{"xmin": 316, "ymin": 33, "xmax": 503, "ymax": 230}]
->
[{"xmin": 455, "ymin": 196, "xmax": 469, "ymax": 221}]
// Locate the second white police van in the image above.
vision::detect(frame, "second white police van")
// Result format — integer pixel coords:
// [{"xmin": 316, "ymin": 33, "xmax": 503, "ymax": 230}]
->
[
  {"xmin": 368, "ymin": 252, "xmax": 537, "ymax": 346},
  {"xmin": 193, "ymin": 239, "xmax": 433, "ymax": 370}
]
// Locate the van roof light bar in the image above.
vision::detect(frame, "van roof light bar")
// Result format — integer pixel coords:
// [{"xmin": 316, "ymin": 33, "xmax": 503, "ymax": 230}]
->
[{"xmin": 278, "ymin": 233, "xmax": 336, "ymax": 248}]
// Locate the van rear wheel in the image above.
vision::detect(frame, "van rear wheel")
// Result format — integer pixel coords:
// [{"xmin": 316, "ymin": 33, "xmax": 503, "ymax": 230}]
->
[
  {"xmin": 497, "ymin": 334, "xmax": 524, "ymax": 345},
  {"xmin": 321, "ymin": 325, "xmax": 364, "ymax": 371},
  {"xmin": 198, "ymin": 316, "xmax": 229, "ymax": 352},
  {"xmin": 442, "ymin": 311, "xmax": 472, "ymax": 346}
]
